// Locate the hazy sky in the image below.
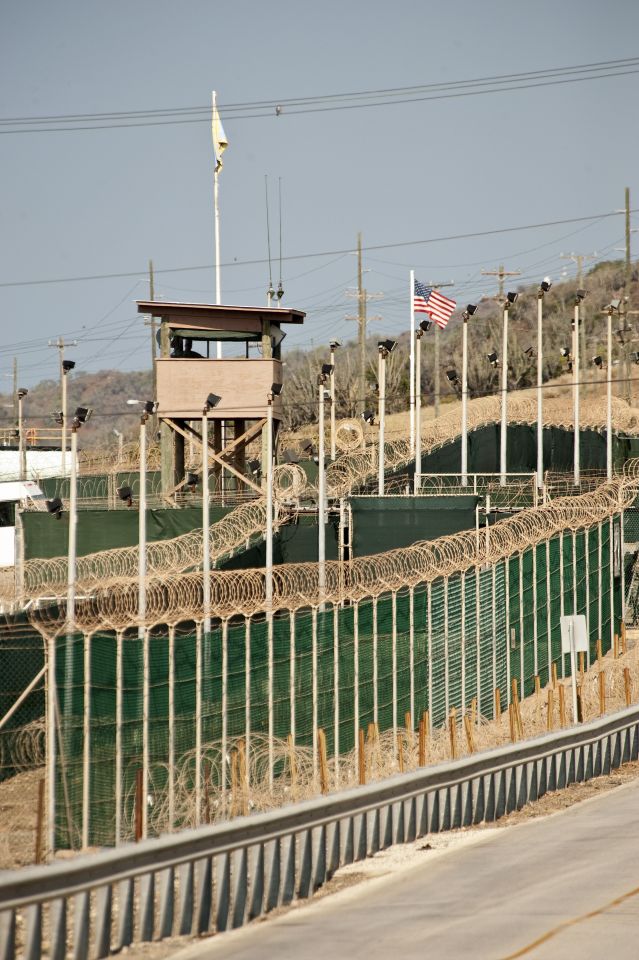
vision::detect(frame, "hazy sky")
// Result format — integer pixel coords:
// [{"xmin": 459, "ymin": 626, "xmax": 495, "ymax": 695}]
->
[{"xmin": 1, "ymin": 0, "xmax": 638, "ymax": 388}]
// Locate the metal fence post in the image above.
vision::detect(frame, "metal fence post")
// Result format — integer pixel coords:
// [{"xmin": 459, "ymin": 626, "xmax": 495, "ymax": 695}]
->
[
  {"xmin": 373, "ymin": 597, "xmax": 378, "ymax": 727},
  {"xmin": 81, "ymin": 632, "xmax": 91, "ymax": 849}
]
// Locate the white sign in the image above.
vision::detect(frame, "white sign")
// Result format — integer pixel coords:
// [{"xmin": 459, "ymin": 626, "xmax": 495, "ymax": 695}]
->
[{"xmin": 560, "ymin": 615, "xmax": 588, "ymax": 654}]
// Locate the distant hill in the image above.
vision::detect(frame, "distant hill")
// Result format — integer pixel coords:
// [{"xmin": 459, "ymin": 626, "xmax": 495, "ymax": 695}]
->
[{"xmin": 1, "ymin": 260, "xmax": 636, "ymax": 452}]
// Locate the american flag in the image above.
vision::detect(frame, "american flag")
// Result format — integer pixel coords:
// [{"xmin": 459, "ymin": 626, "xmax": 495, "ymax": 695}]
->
[{"xmin": 413, "ymin": 280, "xmax": 456, "ymax": 329}]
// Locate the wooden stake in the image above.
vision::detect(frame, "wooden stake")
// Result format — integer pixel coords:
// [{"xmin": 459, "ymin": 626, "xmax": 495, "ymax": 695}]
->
[
  {"xmin": 598, "ymin": 670, "xmax": 606, "ymax": 716},
  {"xmin": 578, "ymin": 652, "xmax": 585, "ymax": 678},
  {"xmin": 135, "ymin": 768, "xmax": 143, "ymax": 842},
  {"xmin": 287, "ymin": 733, "xmax": 298, "ymax": 796},
  {"xmin": 203, "ymin": 759, "xmax": 211, "ymax": 824},
  {"xmin": 620, "ymin": 621, "xmax": 627, "ymax": 655},
  {"xmin": 613, "ymin": 633, "xmax": 619, "ymax": 659},
  {"xmin": 516, "ymin": 697, "xmax": 524, "ymax": 739},
  {"xmin": 558, "ymin": 684, "xmax": 566, "ymax": 728},
  {"xmin": 237, "ymin": 740, "xmax": 249, "ymax": 816},
  {"xmin": 318, "ymin": 728, "xmax": 329, "ymax": 795},
  {"xmin": 418, "ymin": 711, "xmax": 428, "ymax": 766},
  {"xmin": 534, "ymin": 675, "xmax": 540, "ymax": 697},
  {"xmin": 509, "ymin": 703, "xmax": 517, "ymax": 742},
  {"xmin": 449, "ymin": 707, "xmax": 457, "ymax": 759},
  {"xmin": 34, "ymin": 778, "xmax": 45, "ymax": 864},
  {"xmin": 358, "ymin": 728, "xmax": 366, "ymax": 785},
  {"xmin": 597, "ymin": 639, "xmax": 603, "ymax": 669},
  {"xmin": 230, "ymin": 750, "xmax": 239, "ymax": 817},
  {"xmin": 463, "ymin": 714, "xmax": 475, "ymax": 754},
  {"xmin": 494, "ymin": 687, "xmax": 502, "ymax": 721},
  {"xmin": 397, "ymin": 732, "xmax": 405, "ymax": 773},
  {"xmin": 577, "ymin": 684, "xmax": 584, "ymax": 724},
  {"xmin": 404, "ymin": 711, "xmax": 413, "ymax": 747},
  {"xmin": 551, "ymin": 663, "xmax": 558, "ymax": 688},
  {"xmin": 511, "ymin": 677, "xmax": 519, "ymax": 705},
  {"xmin": 547, "ymin": 689, "xmax": 554, "ymax": 731},
  {"xmin": 624, "ymin": 667, "xmax": 632, "ymax": 707},
  {"xmin": 470, "ymin": 697, "xmax": 477, "ymax": 726}
]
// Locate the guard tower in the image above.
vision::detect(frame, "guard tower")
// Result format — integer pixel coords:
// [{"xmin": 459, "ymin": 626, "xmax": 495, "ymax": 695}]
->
[{"xmin": 136, "ymin": 301, "xmax": 305, "ymax": 497}]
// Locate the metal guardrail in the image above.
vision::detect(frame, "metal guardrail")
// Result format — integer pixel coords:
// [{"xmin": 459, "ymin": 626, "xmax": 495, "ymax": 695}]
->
[{"xmin": 1, "ymin": 706, "xmax": 638, "ymax": 959}]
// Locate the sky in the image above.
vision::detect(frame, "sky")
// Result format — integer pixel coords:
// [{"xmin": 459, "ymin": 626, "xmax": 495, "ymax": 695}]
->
[{"xmin": 0, "ymin": 0, "xmax": 638, "ymax": 390}]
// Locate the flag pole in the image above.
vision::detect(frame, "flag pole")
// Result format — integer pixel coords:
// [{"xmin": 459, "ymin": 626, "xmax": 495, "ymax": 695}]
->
[
  {"xmin": 409, "ymin": 270, "xmax": 415, "ymax": 455},
  {"xmin": 212, "ymin": 91, "xmax": 222, "ymax": 358}
]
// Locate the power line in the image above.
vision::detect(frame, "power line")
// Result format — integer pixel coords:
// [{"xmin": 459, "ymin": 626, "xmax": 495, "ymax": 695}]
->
[
  {"xmin": 1, "ymin": 57, "xmax": 637, "ymax": 133},
  {"xmin": 0, "ymin": 209, "xmax": 633, "ymax": 290}
]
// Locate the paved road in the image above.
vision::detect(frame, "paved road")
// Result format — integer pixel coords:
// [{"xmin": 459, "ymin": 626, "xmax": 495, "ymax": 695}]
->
[{"xmin": 180, "ymin": 779, "xmax": 639, "ymax": 960}]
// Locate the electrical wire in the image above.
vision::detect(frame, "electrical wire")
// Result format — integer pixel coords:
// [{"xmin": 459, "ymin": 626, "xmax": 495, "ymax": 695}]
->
[{"xmin": 1, "ymin": 56, "xmax": 637, "ymax": 133}]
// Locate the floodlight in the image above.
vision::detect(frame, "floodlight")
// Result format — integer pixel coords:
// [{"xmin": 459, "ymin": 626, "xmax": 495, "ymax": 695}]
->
[
  {"xmin": 560, "ymin": 347, "xmax": 571, "ymax": 359},
  {"xmin": 524, "ymin": 346, "xmax": 534, "ymax": 360},
  {"xmin": 186, "ymin": 472, "xmax": 199, "ymax": 491},
  {"xmin": 540, "ymin": 279, "xmax": 552, "ymax": 293},
  {"xmin": 17, "ymin": 387, "xmax": 28, "ymax": 399},
  {"xmin": 143, "ymin": 400, "xmax": 158, "ymax": 415},
  {"xmin": 62, "ymin": 360, "xmax": 76, "ymax": 373},
  {"xmin": 419, "ymin": 319, "xmax": 432, "ymax": 333},
  {"xmin": 606, "ymin": 299, "xmax": 622, "ymax": 312},
  {"xmin": 362, "ymin": 410, "xmax": 375, "ymax": 425},
  {"xmin": 464, "ymin": 303, "xmax": 478, "ymax": 317},
  {"xmin": 486, "ymin": 351, "xmax": 499, "ymax": 367},
  {"xmin": 506, "ymin": 291, "xmax": 518, "ymax": 304},
  {"xmin": 301, "ymin": 439, "xmax": 315, "ymax": 456},
  {"xmin": 270, "ymin": 382, "xmax": 283, "ymax": 396},
  {"xmin": 575, "ymin": 289, "xmax": 587, "ymax": 303},
  {"xmin": 446, "ymin": 369, "xmax": 459, "ymax": 384},
  {"xmin": 116, "ymin": 485, "xmax": 133, "ymax": 507},
  {"xmin": 321, "ymin": 363, "xmax": 334, "ymax": 377},
  {"xmin": 282, "ymin": 448, "xmax": 300, "ymax": 464},
  {"xmin": 53, "ymin": 410, "xmax": 64, "ymax": 425},
  {"xmin": 205, "ymin": 393, "xmax": 222, "ymax": 410},
  {"xmin": 592, "ymin": 356, "xmax": 603, "ymax": 369},
  {"xmin": 378, "ymin": 339, "xmax": 397, "ymax": 354},
  {"xmin": 46, "ymin": 497, "xmax": 63, "ymax": 519},
  {"xmin": 247, "ymin": 459, "xmax": 261, "ymax": 475},
  {"xmin": 74, "ymin": 406, "xmax": 92, "ymax": 424},
  {"xmin": 329, "ymin": 339, "xmax": 342, "ymax": 349}
]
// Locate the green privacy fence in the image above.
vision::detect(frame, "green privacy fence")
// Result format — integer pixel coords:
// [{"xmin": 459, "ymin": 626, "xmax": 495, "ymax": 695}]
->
[{"xmin": 50, "ymin": 515, "xmax": 621, "ymax": 849}]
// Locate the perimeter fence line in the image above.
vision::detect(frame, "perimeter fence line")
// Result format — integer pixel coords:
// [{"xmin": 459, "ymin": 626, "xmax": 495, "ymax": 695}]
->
[
  {"xmin": 1, "ymin": 705, "xmax": 638, "ymax": 960},
  {"xmin": 42, "ymin": 488, "xmax": 624, "ymax": 849}
]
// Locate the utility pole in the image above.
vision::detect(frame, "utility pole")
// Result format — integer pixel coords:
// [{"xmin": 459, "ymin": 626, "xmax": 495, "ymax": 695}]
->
[
  {"xmin": 624, "ymin": 187, "xmax": 632, "ymax": 404},
  {"xmin": 481, "ymin": 264, "xmax": 521, "ymax": 300},
  {"xmin": 48, "ymin": 337, "xmax": 77, "ymax": 475},
  {"xmin": 12, "ymin": 357, "xmax": 17, "ymax": 426},
  {"xmin": 345, "ymin": 233, "xmax": 383, "ymax": 416},
  {"xmin": 560, "ymin": 250, "xmax": 597, "ymax": 389}
]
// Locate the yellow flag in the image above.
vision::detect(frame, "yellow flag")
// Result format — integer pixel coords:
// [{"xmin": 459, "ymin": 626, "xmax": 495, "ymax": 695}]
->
[{"xmin": 211, "ymin": 92, "xmax": 228, "ymax": 173}]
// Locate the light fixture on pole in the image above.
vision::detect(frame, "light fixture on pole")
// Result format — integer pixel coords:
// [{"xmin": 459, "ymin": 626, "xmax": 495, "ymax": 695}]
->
[
  {"xmin": 573, "ymin": 289, "xmax": 587, "ymax": 486},
  {"xmin": 461, "ymin": 304, "xmax": 478, "ymax": 484},
  {"xmin": 201, "ymin": 392, "xmax": 221, "ymax": 631},
  {"xmin": 536, "ymin": 280, "xmax": 551, "ymax": 490},
  {"xmin": 500, "ymin": 292, "xmax": 518, "ymax": 485},
  {"xmin": 265, "ymin": 382, "xmax": 282, "ymax": 606},
  {"xmin": 134, "ymin": 401, "xmax": 157, "ymax": 639},
  {"xmin": 602, "ymin": 299, "xmax": 621, "ymax": 479},
  {"xmin": 414, "ymin": 319, "xmax": 432, "ymax": 492},
  {"xmin": 17, "ymin": 387, "xmax": 28, "ymax": 481},
  {"xmin": 377, "ymin": 339, "xmax": 397, "ymax": 495},
  {"xmin": 65, "ymin": 403, "xmax": 91, "ymax": 845},
  {"xmin": 61, "ymin": 359, "xmax": 75, "ymax": 478},
  {"xmin": 329, "ymin": 341, "xmax": 340, "ymax": 461},
  {"xmin": 317, "ymin": 369, "xmax": 331, "ymax": 607}
]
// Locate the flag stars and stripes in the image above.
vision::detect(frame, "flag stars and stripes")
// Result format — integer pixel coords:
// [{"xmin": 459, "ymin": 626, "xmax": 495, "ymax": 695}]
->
[{"xmin": 413, "ymin": 280, "xmax": 456, "ymax": 328}]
